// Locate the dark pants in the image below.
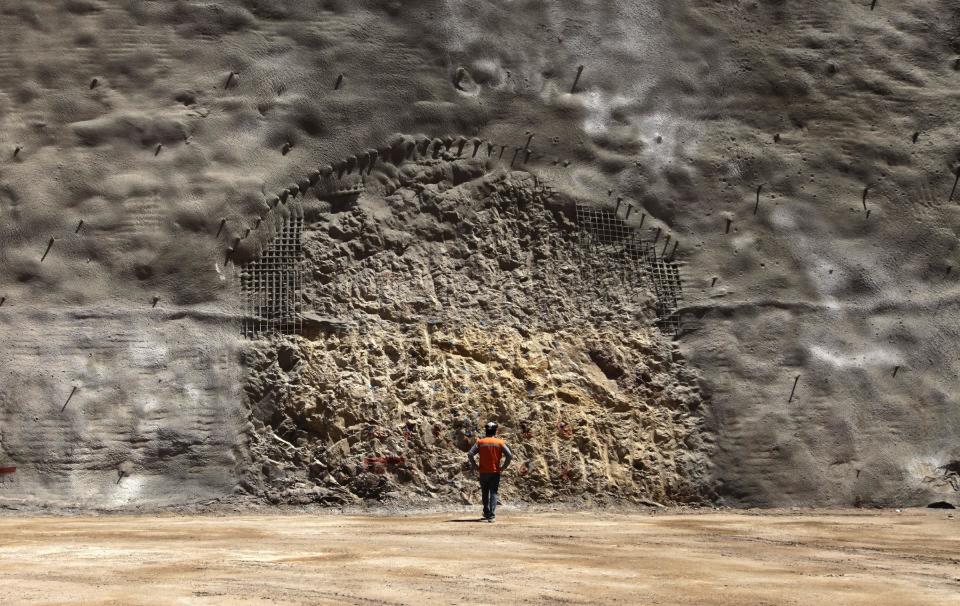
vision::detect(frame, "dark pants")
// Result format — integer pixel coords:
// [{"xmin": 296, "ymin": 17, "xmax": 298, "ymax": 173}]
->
[{"xmin": 479, "ymin": 473, "xmax": 501, "ymax": 518}]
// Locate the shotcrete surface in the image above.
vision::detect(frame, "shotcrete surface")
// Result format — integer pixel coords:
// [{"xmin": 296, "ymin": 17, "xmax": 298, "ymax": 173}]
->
[{"xmin": 2, "ymin": 0, "xmax": 960, "ymax": 508}]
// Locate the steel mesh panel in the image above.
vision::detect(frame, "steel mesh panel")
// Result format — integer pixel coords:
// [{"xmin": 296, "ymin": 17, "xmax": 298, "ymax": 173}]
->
[
  {"xmin": 575, "ymin": 205, "xmax": 684, "ymax": 337},
  {"xmin": 240, "ymin": 210, "xmax": 303, "ymax": 339}
]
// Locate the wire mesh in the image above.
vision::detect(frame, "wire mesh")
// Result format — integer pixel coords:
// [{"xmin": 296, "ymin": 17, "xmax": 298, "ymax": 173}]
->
[
  {"xmin": 240, "ymin": 207, "xmax": 304, "ymax": 339},
  {"xmin": 575, "ymin": 205, "xmax": 684, "ymax": 337}
]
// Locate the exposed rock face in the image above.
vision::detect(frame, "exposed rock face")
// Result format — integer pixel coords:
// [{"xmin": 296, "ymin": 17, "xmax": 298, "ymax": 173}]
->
[
  {"xmin": 8, "ymin": 1, "xmax": 956, "ymax": 510},
  {"xmin": 239, "ymin": 160, "xmax": 711, "ymax": 506}
]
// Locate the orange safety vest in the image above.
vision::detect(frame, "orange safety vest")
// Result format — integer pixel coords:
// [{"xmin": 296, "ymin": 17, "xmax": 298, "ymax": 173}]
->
[{"xmin": 476, "ymin": 437, "xmax": 506, "ymax": 473}]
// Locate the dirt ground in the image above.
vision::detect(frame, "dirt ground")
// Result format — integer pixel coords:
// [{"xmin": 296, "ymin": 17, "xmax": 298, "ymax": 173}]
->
[{"xmin": 0, "ymin": 509, "xmax": 957, "ymax": 605}]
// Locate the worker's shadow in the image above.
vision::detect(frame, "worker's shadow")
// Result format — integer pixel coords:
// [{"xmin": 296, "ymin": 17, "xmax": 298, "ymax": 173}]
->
[{"xmin": 445, "ymin": 518, "xmax": 488, "ymax": 523}]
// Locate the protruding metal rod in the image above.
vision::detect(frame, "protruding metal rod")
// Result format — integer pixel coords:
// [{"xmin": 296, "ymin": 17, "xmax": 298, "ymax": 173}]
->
[
  {"xmin": 0, "ymin": 296, "xmax": 5, "ymax": 307},
  {"xmin": 662, "ymin": 235, "xmax": 671, "ymax": 257},
  {"xmin": 862, "ymin": 186, "xmax": 870, "ymax": 210},
  {"xmin": 571, "ymin": 65, "xmax": 584, "ymax": 94},
  {"xmin": 625, "ymin": 204, "xmax": 633, "ymax": 219},
  {"xmin": 154, "ymin": 143, "xmax": 162, "ymax": 156},
  {"xmin": 615, "ymin": 197, "xmax": 623, "ymax": 214},
  {"xmin": 334, "ymin": 73, "xmax": 343, "ymax": 90},
  {"xmin": 949, "ymin": 168, "xmax": 960, "ymax": 203},
  {"xmin": 711, "ymin": 277, "xmax": 717, "ymax": 287},
  {"xmin": 892, "ymin": 365, "xmax": 900, "ymax": 377},
  {"xmin": 653, "ymin": 227, "xmax": 661, "ymax": 244},
  {"xmin": 41, "ymin": 237, "xmax": 54, "ymax": 262},
  {"xmin": 62, "ymin": 386, "xmax": 77, "ymax": 412},
  {"xmin": 510, "ymin": 147, "xmax": 521, "ymax": 166},
  {"xmin": 788, "ymin": 375, "xmax": 800, "ymax": 403},
  {"xmin": 216, "ymin": 218, "xmax": 226, "ymax": 237},
  {"xmin": 870, "ymin": 0, "xmax": 877, "ymax": 9},
  {"xmin": 638, "ymin": 213, "xmax": 646, "ymax": 228},
  {"xmin": 152, "ymin": 296, "xmax": 159, "ymax": 308},
  {"xmin": 75, "ymin": 220, "xmax": 84, "ymax": 234},
  {"xmin": 754, "ymin": 185, "xmax": 762, "ymax": 215},
  {"xmin": 725, "ymin": 218, "xmax": 732, "ymax": 234},
  {"xmin": 670, "ymin": 240, "xmax": 679, "ymax": 259}
]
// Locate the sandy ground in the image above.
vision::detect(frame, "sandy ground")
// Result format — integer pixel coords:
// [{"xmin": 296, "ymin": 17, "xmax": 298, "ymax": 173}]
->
[{"xmin": 0, "ymin": 509, "xmax": 957, "ymax": 605}]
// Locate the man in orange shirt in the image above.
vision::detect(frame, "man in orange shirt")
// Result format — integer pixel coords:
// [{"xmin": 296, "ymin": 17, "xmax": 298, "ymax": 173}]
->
[{"xmin": 467, "ymin": 421, "xmax": 514, "ymax": 522}]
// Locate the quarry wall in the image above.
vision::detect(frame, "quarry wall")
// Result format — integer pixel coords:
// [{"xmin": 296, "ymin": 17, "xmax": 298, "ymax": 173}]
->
[{"xmin": 1, "ymin": 0, "xmax": 959, "ymax": 508}]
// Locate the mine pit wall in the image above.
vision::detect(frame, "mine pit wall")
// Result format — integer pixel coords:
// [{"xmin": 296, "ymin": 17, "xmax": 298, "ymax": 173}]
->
[
  {"xmin": 237, "ymin": 164, "xmax": 711, "ymax": 506},
  {"xmin": 3, "ymin": 1, "xmax": 957, "ymax": 509},
  {"xmin": 0, "ymin": 308, "xmax": 243, "ymax": 508}
]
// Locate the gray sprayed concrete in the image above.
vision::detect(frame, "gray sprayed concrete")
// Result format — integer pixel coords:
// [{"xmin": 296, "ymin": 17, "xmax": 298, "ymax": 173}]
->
[
  {"xmin": 1, "ymin": 1, "xmax": 960, "ymax": 508},
  {"xmin": 0, "ymin": 305, "xmax": 243, "ymax": 507}
]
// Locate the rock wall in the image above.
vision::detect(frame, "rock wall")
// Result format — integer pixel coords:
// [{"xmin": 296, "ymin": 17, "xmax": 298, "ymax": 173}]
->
[
  {"xmin": 1, "ymin": 0, "xmax": 959, "ymax": 508},
  {"xmin": 239, "ymin": 162, "xmax": 710, "ymax": 506}
]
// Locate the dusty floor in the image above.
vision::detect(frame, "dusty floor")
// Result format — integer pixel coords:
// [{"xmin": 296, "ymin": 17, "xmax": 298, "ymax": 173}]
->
[{"xmin": 0, "ymin": 509, "xmax": 956, "ymax": 605}]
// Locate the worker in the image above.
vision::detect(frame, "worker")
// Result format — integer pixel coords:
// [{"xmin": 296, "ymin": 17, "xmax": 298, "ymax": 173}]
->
[{"xmin": 467, "ymin": 421, "xmax": 514, "ymax": 522}]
